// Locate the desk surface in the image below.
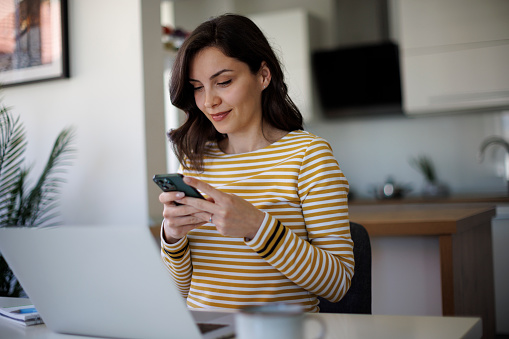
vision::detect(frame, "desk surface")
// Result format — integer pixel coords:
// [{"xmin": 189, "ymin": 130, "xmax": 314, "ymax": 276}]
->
[
  {"xmin": 349, "ymin": 203, "xmax": 496, "ymax": 236},
  {"xmin": 0, "ymin": 297, "xmax": 482, "ymax": 339}
]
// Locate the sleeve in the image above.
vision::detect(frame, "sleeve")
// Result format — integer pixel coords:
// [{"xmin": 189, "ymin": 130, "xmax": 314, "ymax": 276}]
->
[
  {"xmin": 245, "ymin": 137, "xmax": 354, "ymax": 302},
  {"xmin": 160, "ymin": 222, "xmax": 193, "ymax": 298}
]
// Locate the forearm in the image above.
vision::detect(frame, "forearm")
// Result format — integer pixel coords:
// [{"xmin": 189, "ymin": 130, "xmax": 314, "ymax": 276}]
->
[
  {"xmin": 246, "ymin": 213, "xmax": 354, "ymax": 302},
  {"xmin": 160, "ymin": 225, "xmax": 193, "ymax": 298}
]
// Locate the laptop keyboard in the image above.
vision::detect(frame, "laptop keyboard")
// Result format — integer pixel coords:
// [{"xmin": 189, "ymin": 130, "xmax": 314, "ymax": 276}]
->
[
  {"xmin": 198, "ymin": 323, "xmax": 227, "ymax": 334},
  {"xmin": 197, "ymin": 323, "xmax": 235, "ymax": 338}
]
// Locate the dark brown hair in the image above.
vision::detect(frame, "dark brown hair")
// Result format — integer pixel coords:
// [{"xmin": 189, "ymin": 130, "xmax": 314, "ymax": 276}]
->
[{"xmin": 168, "ymin": 14, "xmax": 303, "ymax": 172}]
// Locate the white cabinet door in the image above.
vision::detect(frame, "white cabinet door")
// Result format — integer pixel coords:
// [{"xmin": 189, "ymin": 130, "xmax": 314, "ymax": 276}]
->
[
  {"xmin": 398, "ymin": 0, "xmax": 509, "ymax": 49},
  {"xmin": 402, "ymin": 42, "xmax": 509, "ymax": 114},
  {"xmin": 249, "ymin": 9, "xmax": 315, "ymax": 122},
  {"xmin": 396, "ymin": 0, "xmax": 509, "ymax": 115}
]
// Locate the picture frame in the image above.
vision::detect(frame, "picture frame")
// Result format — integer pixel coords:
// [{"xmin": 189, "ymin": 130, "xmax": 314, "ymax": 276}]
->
[{"xmin": 0, "ymin": 0, "xmax": 69, "ymax": 87}]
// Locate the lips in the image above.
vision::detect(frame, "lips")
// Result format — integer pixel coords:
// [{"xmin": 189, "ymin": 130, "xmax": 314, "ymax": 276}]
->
[{"xmin": 210, "ymin": 110, "xmax": 231, "ymax": 122}]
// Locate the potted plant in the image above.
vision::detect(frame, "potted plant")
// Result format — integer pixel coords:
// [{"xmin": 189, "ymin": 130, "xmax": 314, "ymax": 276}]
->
[
  {"xmin": 0, "ymin": 95, "xmax": 76, "ymax": 297},
  {"xmin": 409, "ymin": 155, "xmax": 449, "ymax": 198}
]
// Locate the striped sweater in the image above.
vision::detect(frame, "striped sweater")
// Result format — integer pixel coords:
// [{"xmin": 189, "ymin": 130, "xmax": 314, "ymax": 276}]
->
[{"xmin": 161, "ymin": 130, "xmax": 354, "ymax": 312}]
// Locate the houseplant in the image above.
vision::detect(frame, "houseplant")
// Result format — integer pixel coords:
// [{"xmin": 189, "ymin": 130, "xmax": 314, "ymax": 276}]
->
[
  {"xmin": 0, "ymin": 96, "xmax": 76, "ymax": 297},
  {"xmin": 409, "ymin": 155, "xmax": 449, "ymax": 197}
]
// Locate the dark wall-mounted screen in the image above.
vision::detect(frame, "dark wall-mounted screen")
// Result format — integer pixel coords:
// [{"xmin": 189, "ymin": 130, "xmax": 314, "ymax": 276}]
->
[{"xmin": 312, "ymin": 42, "xmax": 403, "ymax": 117}]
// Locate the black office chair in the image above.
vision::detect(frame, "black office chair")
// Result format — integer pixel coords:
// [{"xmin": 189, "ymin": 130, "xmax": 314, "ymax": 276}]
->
[{"xmin": 318, "ymin": 222, "xmax": 372, "ymax": 314}]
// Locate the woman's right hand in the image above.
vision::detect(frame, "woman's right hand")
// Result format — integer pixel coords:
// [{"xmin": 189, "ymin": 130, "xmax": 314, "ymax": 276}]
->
[{"xmin": 159, "ymin": 191, "xmax": 211, "ymax": 244}]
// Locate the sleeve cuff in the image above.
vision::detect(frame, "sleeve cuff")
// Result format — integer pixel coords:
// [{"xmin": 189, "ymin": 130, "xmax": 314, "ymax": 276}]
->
[
  {"xmin": 245, "ymin": 213, "xmax": 287, "ymax": 259},
  {"xmin": 160, "ymin": 220, "xmax": 189, "ymax": 258},
  {"xmin": 244, "ymin": 212, "xmax": 270, "ymax": 245}
]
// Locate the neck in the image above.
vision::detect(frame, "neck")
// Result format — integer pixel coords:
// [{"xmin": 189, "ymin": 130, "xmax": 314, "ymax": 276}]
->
[{"xmin": 222, "ymin": 125, "xmax": 287, "ymax": 154}]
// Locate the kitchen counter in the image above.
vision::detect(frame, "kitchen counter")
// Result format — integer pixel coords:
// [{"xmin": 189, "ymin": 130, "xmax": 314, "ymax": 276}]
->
[
  {"xmin": 349, "ymin": 203, "xmax": 496, "ymax": 235},
  {"xmin": 350, "ymin": 203, "xmax": 496, "ymax": 339},
  {"xmin": 350, "ymin": 193, "xmax": 509, "ymax": 205}
]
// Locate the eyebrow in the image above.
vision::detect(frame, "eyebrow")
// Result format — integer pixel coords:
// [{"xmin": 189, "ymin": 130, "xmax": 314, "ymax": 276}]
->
[{"xmin": 189, "ymin": 69, "xmax": 233, "ymax": 82}]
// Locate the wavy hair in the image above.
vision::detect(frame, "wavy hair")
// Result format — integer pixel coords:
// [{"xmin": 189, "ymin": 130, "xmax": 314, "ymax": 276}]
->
[{"xmin": 168, "ymin": 14, "xmax": 303, "ymax": 172}]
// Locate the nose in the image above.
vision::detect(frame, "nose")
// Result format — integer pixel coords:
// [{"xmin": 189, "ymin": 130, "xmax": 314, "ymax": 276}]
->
[{"xmin": 203, "ymin": 89, "xmax": 220, "ymax": 109}]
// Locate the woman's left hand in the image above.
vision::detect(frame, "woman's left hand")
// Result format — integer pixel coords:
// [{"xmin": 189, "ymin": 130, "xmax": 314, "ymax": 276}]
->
[{"xmin": 177, "ymin": 176, "xmax": 265, "ymax": 240}]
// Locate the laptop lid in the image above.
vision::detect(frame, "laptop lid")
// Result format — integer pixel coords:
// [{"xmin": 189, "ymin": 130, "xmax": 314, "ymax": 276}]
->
[{"xmin": 0, "ymin": 225, "xmax": 234, "ymax": 339}]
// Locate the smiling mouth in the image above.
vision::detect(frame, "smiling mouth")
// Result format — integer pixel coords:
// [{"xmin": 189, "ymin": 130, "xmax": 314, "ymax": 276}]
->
[{"xmin": 210, "ymin": 110, "xmax": 231, "ymax": 122}]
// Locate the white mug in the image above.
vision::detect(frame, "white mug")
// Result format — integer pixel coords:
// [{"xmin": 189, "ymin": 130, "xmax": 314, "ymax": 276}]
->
[{"xmin": 235, "ymin": 303, "xmax": 326, "ymax": 339}]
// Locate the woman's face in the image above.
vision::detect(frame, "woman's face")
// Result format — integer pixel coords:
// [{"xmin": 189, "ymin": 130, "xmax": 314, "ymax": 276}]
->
[{"xmin": 189, "ymin": 47, "xmax": 270, "ymax": 136}]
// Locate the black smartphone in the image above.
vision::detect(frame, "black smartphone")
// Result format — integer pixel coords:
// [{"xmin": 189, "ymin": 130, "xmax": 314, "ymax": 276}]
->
[{"xmin": 153, "ymin": 174, "xmax": 205, "ymax": 202}]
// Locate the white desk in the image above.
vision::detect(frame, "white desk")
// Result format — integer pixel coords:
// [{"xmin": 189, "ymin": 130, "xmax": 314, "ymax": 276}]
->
[{"xmin": 0, "ymin": 297, "xmax": 482, "ymax": 339}]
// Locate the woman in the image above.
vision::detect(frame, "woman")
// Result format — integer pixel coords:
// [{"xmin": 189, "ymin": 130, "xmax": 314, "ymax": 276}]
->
[{"xmin": 159, "ymin": 14, "xmax": 354, "ymax": 312}]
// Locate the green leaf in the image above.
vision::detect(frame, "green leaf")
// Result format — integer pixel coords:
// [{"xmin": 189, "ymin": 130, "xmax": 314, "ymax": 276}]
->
[
  {"xmin": 409, "ymin": 155, "xmax": 437, "ymax": 183},
  {"xmin": 0, "ymin": 89, "xmax": 76, "ymax": 296},
  {"xmin": 0, "ymin": 105, "xmax": 27, "ymax": 227},
  {"xmin": 23, "ymin": 127, "xmax": 76, "ymax": 226}
]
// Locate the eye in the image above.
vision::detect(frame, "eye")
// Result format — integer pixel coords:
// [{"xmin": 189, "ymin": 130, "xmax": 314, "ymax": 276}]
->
[
  {"xmin": 218, "ymin": 79, "xmax": 232, "ymax": 87},
  {"xmin": 193, "ymin": 86, "xmax": 204, "ymax": 92}
]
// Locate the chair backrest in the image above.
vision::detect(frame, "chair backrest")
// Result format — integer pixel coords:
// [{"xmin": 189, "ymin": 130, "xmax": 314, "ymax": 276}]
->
[{"xmin": 318, "ymin": 222, "xmax": 372, "ymax": 314}]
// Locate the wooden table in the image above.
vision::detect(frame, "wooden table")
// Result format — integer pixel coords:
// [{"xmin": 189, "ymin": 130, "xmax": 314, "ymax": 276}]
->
[{"xmin": 349, "ymin": 203, "xmax": 496, "ymax": 339}]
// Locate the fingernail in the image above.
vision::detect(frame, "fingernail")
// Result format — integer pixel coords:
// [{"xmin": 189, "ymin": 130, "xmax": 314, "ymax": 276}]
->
[{"xmin": 175, "ymin": 192, "xmax": 184, "ymax": 198}]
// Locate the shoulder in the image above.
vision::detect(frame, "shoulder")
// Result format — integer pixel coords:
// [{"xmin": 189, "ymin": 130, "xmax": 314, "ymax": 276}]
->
[{"xmin": 284, "ymin": 130, "xmax": 333, "ymax": 151}]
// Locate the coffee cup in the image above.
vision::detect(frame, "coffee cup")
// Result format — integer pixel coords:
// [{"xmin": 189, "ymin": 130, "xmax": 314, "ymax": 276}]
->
[{"xmin": 235, "ymin": 303, "xmax": 326, "ymax": 339}]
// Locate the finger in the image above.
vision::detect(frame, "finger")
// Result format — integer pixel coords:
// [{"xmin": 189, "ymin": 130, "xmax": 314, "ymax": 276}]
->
[
  {"xmin": 192, "ymin": 211, "xmax": 214, "ymax": 224},
  {"xmin": 170, "ymin": 214, "xmax": 207, "ymax": 227},
  {"xmin": 163, "ymin": 203, "xmax": 203, "ymax": 220},
  {"xmin": 183, "ymin": 176, "xmax": 223, "ymax": 202},
  {"xmin": 159, "ymin": 191, "xmax": 185, "ymax": 204},
  {"xmin": 165, "ymin": 218, "xmax": 206, "ymax": 231},
  {"xmin": 175, "ymin": 195, "xmax": 215, "ymax": 214},
  {"xmin": 163, "ymin": 219, "xmax": 203, "ymax": 239},
  {"xmin": 163, "ymin": 213, "xmax": 206, "ymax": 231}
]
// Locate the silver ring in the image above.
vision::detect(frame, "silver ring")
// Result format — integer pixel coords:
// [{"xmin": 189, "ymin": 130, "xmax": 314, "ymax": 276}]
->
[{"xmin": 209, "ymin": 214, "xmax": 213, "ymax": 224}]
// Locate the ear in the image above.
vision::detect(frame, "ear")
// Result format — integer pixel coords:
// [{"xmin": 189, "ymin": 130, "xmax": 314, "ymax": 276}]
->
[{"xmin": 259, "ymin": 61, "xmax": 271, "ymax": 90}]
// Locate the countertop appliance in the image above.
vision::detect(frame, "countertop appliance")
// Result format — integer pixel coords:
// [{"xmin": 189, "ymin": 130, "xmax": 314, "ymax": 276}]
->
[{"xmin": 312, "ymin": 42, "xmax": 403, "ymax": 118}]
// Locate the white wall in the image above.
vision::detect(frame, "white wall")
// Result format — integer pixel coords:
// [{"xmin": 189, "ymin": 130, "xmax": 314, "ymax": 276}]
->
[
  {"xmin": 173, "ymin": 0, "xmax": 235, "ymax": 30},
  {"xmin": 2, "ymin": 0, "xmax": 167, "ymax": 227},
  {"xmin": 307, "ymin": 111, "xmax": 508, "ymax": 199},
  {"xmin": 173, "ymin": 0, "xmax": 338, "ymax": 49}
]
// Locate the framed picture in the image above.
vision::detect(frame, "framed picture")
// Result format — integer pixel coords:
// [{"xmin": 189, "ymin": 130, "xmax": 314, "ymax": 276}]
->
[{"xmin": 0, "ymin": 0, "xmax": 69, "ymax": 87}]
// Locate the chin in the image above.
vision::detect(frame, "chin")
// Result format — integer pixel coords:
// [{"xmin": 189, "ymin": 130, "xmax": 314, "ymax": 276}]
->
[
  {"xmin": 212, "ymin": 124, "xmax": 230, "ymax": 135},
  {"xmin": 213, "ymin": 127, "xmax": 228, "ymax": 135}
]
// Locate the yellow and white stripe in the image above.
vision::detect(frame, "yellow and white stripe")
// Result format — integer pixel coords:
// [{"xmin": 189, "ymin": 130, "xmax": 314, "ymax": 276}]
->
[{"xmin": 161, "ymin": 130, "xmax": 354, "ymax": 312}]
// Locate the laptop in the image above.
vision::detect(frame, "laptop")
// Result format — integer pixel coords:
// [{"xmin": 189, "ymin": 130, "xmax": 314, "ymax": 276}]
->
[{"xmin": 0, "ymin": 225, "xmax": 235, "ymax": 339}]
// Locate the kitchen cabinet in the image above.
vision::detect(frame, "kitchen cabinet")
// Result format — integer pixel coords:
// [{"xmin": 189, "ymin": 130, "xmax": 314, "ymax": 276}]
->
[
  {"xmin": 249, "ymin": 9, "xmax": 316, "ymax": 122},
  {"xmin": 352, "ymin": 194, "xmax": 509, "ymax": 335},
  {"xmin": 395, "ymin": 0, "xmax": 509, "ymax": 115},
  {"xmin": 350, "ymin": 203, "xmax": 497, "ymax": 338},
  {"xmin": 492, "ymin": 204, "xmax": 509, "ymax": 334}
]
